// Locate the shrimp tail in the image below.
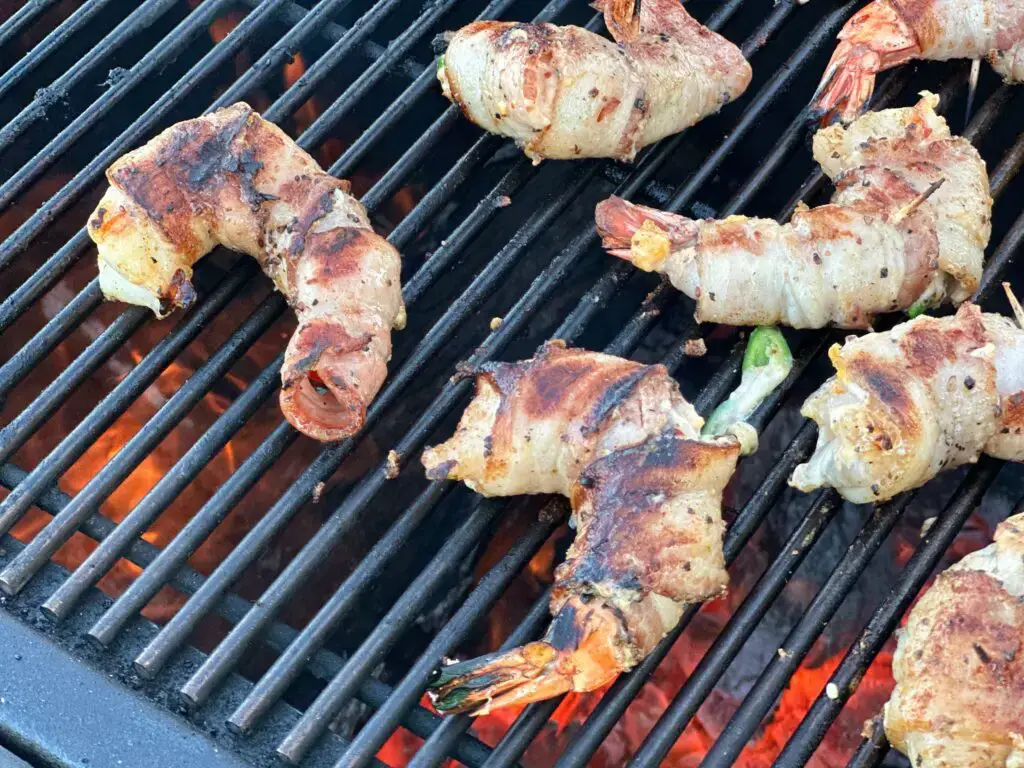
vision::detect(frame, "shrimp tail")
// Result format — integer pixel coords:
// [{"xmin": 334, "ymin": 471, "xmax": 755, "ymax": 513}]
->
[
  {"xmin": 811, "ymin": 1, "xmax": 921, "ymax": 124},
  {"xmin": 595, "ymin": 196, "xmax": 698, "ymax": 272},
  {"xmin": 428, "ymin": 595, "xmax": 625, "ymax": 716}
]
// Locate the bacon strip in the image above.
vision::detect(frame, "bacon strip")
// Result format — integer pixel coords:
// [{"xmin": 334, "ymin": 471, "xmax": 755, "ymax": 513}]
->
[
  {"xmin": 87, "ymin": 104, "xmax": 405, "ymax": 442},
  {"xmin": 437, "ymin": 0, "xmax": 750, "ymax": 162}
]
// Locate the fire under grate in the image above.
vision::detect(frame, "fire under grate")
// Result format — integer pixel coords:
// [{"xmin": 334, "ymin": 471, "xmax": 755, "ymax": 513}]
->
[{"xmin": 0, "ymin": 1, "xmax": 1022, "ymax": 767}]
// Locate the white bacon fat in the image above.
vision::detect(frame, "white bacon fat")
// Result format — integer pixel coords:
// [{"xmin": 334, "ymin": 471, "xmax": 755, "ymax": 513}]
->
[
  {"xmin": 87, "ymin": 103, "xmax": 405, "ymax": 442},
  {"xmin": 791, "ymin": 303, "xmax": 1024, "ymax": 503},
  {"xmin": 436, "ymin": 0, "xmax": 751, "ymax": 163},
  {"xmin": 596, "ymin": 93, "xmax": 991, "ymax": 328},
  {"xmin": 884, "ymin": 512, "xmax": 1024, "ymax": 768}
]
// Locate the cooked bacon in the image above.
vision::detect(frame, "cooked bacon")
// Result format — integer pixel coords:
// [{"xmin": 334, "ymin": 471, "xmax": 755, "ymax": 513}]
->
[
  {"xmin": 814, "ymin": 0, "xmax": 1024, "ymax": 123},
  {"xmin": 420, "ymin": 342, "xmax": 740, "ymax": 714},
  {"xmin": 596, "ymin": 93, "xmax": 990, "ymax": 328},
  {"xmin": 884, "ymin": 512, "xmax": 1024, "ymax": 768},
  {"xmin": 791, "ymin": 303, "xmax": 1024, "ymax": 503},
  {"xmin": 437, "ymin": 0, "xmax": 750, "ymax": 162},
  {"xmin": 87, "ymin": 104, "xmax": 405, "ymax": 442}
]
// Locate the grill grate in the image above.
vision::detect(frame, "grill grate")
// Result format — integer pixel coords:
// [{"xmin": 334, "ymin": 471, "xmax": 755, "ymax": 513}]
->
[{"xmin": 0, "ymin": 1, "xmax": 1022, "ymax": 767}]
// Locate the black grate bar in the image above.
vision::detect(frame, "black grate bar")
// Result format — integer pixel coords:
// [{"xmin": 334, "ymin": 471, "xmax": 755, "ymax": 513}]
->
[
  {"xmin": 407, "ymin": 589, "xmax": 554, "ymax": 768},
  {"xmin": 0, "ymin": 305, "xmax": 148, "ymax": 467},
  {"xmin": 270, "ymin": 494, "xmax": 514, "ymax": 758},
  {"xmin": 0, "ymin": 0, "xmax": 205, "ymax": 174},
  {"xmin": 628, "ymin": 485, "xmax": 842, "ymax": 767},
  {"xmin": 0, "ymin": 231, "xmax": 93, "ymax": 337},
  {"xmin": 40, "ymin": 353, "xmax": 284, "ymax": 620},
  {"xmin": 0, "ymin": 293, "xmax": 288, "ymax": 596},
  {"xmin": 0, "ymin": 261, "xmax": 256, "ymax": 540},
  {"xmin": 0, "ymin": 459, "xmax": 495, "ymax": 768},
  {"xmin": 697, "ymin": 491, "xmax": 914, "ymax": 768},
  {"xmin": 326, "ymin": 505, "xmax": 567, "ymax": 768},
  {"xmin": 481, "ymin": 696, "xmax": 563, "ymax": 768},
  {"xmin": 226, "ymin": 479, "xmax": 457, "ymax": 733},
  {"xmin": 0, "ymin": 0, "xmax": 62, "ymax": 51},
  {"xmin": 280, "ymin": 0, "xmax": 520, "ymax": 148},
  {"xmin": 846, "ymin": 716, "xmax": 891, "ymax": 768},
  {"xmin": 262, "ymin": 0, "xmax": 405, "ymax": 124},
  {"xmin": 773, "ymin": 459, "xmax": 1006, "ymax": 767},
  {"xmin": 238, "ymin": 0, "xmax": 426, "ymax": 81},
  {"xmin": 0, "ymin": 272, "xmax": 99, "ymax": 398},
  {"xmin": 87, "ymin": 420, "xmax": 300, "ymax": 648},
  {"xmin": 0, "ymin": 0, "xmax": 119, "ymax": 104}
]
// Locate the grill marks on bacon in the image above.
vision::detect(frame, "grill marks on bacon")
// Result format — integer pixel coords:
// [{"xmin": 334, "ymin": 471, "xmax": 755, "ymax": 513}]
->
[
  {"xmin": 420, "ymin": 342, "xmax": 740, "ymax": 714},
  {"xmin": 884, "ymin": 512, "xmax": 1024, "ymax": 768},
  {"xmin": 86, "ymin": 103, "xmax": 404, "ymax": 442},
  {"xmin": 790, "ymin": 303, "xmax": 1024, "ymax": 504},
  {"xmin": 436, "ymin": 0, "xmax": 750, "ymax": 162},
  {"xmin": 595, "ymin": 93, "xmax": 991, "ymax": 329}
]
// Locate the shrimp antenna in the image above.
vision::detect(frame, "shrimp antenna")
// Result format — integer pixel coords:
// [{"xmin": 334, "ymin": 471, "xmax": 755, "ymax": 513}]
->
[
  {"xmin": 1004, "ymin": 282, "xmax": 1024, "ymax": 329},
  {"xmin": 965, "ymin": 59, "xmax": 981, "ymax": 128}
]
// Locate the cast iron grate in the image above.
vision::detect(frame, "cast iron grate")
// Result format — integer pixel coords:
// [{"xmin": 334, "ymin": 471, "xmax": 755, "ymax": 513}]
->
[{"xmin": 0, "ymin": 1, "xmax": 1021, "ymax": 767}]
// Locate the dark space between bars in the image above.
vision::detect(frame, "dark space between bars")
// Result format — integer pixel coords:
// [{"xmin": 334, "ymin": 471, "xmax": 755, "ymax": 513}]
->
[{"xmin": 0, "ymin": 0, "xmax": 1022, "ymax": 767}]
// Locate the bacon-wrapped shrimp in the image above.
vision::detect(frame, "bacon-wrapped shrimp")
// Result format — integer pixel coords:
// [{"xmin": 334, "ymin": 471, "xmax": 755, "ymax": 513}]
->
[
  {"xmin": 814, "ymin": 0, "xmax": 1024, "ymax": 124},
  {"xmin": 87, "ymin": 104, "xmax": 405, "ymax": 442},
  {"xmin": 791, "ymin": 289, "xmax": 1024, "ymax": 504},
  {"xmin": 436, "ymin": 0, "xmax": 751, "ymax": 163},
  {"xmin": 596, "ymin": 93, "xmax": 990, "ymax": 328},
  {"xmin": 421, "ymin": 331, "xmax": 790, "ymax": 714},
  {"xmin": 884, "ymin": 512, "xmax": 1024, "ymax": 768}
]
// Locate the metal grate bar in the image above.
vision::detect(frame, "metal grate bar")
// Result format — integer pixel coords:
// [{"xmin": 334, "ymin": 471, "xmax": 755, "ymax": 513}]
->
[
  {"xmin": 773, "ymin": 459, "xmax": 1006, "ymax": 766},
  {"xmin": 324, "ymin": 505, "xmax": 566, "ymax": 768},
  {"xmin": 0, "ymin": 459, "xmax": 495, "ymax": 768},
  {"xmin": 0, "ymin": 0, "xmax": 194, "ymax": 168},
  {"xmin": 0, "ymin": 293, "xmax": 288, "ymax": 595},
  {"xmin": 86, "ymin": 419, "xmax": 298, "ymax": 648},
  {"xmin": 0, "ymin": 0, "xmax": 119, "ymax": 104},
  {"xmin": 270, "ymin": 493, "xmax": 515, "ymax": 757},
  {"xmin": 0, "ymin": 271, "xmax": 99, "ymax": 397},
  {"xmin": 698, "ymin": 492, "xmax": 915, "ymax": 767},
  {"xmin": 0, "ymin": 261, "xmax": 257, "ymax": 539},
  {"xmin": 262, "ymin": 0, "xmax": 406, "ymax": 124},
  {"xmin": 40, "ymin": 354, "xmax": 284, "ymax": 620},
  {"xmin": 226, "ymin": 480, "xmax": 457, "ymax": 733},
  {"xmin": 0, "ymin": 0, "xmax": 63, "ymax": 51},
  {"xmin": 0, "ymin": 0, "xmax": 283, "ymax": 272},
  {"xmin": 846, "ymin": 716, "xmax": 891, "ymax": 768},
  {"xmin": 239, "ymin": 0, "xmax": 427, "ymax": 80}
]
